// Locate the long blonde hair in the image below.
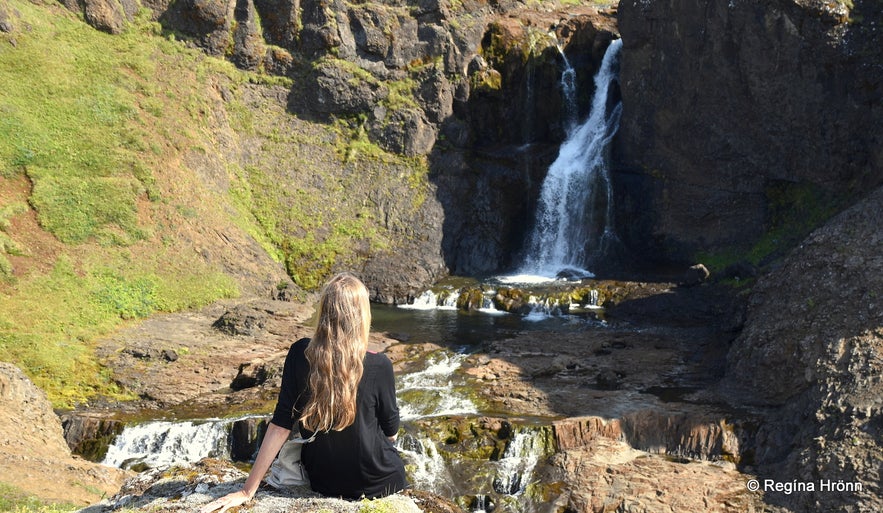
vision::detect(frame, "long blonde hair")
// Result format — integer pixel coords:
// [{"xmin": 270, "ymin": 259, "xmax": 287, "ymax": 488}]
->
[{"xmin": 300, "ymin": 273, "xmax": 371, "ymax": 432}]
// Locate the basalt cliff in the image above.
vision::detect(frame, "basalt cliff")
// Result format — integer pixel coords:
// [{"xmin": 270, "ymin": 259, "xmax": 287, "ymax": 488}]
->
[{"xmin": 32, "ymin": 0, "xmax": 882, "ymax": 287}]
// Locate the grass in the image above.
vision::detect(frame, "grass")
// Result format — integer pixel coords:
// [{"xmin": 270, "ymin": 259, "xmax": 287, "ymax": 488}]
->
[
  {"xmin": 0, "ymin": 0, "xmax": 436, "ymax": 408},
  {"xmin": 0, "ymin": 1, "xmax": 245, "ymax": 407},
  {"xmin": 0, "ymin": 251, "xmax": 238, "ymax": 407},
  {"xmin": 0, "ymin": 7, "xmax": 149, "ymax": 243},
  {"xmin": 0, "ymin": 203, "xmax": 27, "ymax": 277},
  {"xmin": 222, "ymin": 80, "xmax": 425, "ymax": 292},
  {"xmin": 698, "ymin": 181, "xmax": 843, "ymax": 280},
  {"xmin": 0, "ymin": 483, "xmax": 78, "ymax": 513}
]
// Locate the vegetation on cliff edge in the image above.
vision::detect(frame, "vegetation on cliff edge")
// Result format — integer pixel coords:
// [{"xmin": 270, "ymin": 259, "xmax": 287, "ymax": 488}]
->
[
  {"xmin": 0, "ymin": 0, "xmax": 433, "ymax": 410},
  {"xmin": 0, "ymin": 1, "xmax": 262, "ymax": 408}
]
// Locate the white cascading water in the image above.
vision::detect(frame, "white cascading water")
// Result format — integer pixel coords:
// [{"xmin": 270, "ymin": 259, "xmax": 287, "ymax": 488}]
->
[
  {"xmin": 398, "ymin": 289, "xmax": 459, "ymax": 310},
  {"xmin": 492, "ymin": 431, "xmax": 543, "ymax": 496},
  {"xmin": 557, "ymin": 41, "xmax": 578, "ymax": 131},
  {"xmin": 518, "ymin": 39, "xmax": 623, "ymax": 281},
  {"xmin": 396, "ymin": 435, "xmax": 455, "ymax": 495},
  {"xmin": 98, "ymin": 41, "xmax": 623, "ymax": 508},
  {"xmin": 101, "ymin": 351, "xmax": 478, "ymax": 470},
  {"xmin": 99, "ymin": 352, "xmax": 550, "ymax": 511},
  {"xmin": 102, "ymin": 419, "xmax": 232, "ymax": 469},
  {"xmin": 397, "ymin": 351, "xmax": 478, "ymax": 421}
]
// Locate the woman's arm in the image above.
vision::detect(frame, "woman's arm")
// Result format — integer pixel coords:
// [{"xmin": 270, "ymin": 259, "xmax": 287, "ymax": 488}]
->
[
  {"xmin": 200, "ymin": 422, "xmax": 291, "ymax": 512},
  {"xmin": 374, "ymin": 355, "xmax": 400, "ymax": 438}
]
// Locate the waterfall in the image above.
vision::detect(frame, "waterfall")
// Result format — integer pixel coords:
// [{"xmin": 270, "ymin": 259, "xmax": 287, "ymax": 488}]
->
[
  {"xmin": 399, "ymin": 289, "xmax": 459, "ymax": 310},
  {"xmin": 519, "ymin": 39, "xmax": 623, "ymax": 280},
  {"xmin": 397, "ymin": 351, "xmax": 478, "ymax": 421},
  {"xmin": 556, "ymin": 42, "xmax": 578, "ymax": 131},
  {"xmin": 492, "ymin": 431, "xmax": 543, "ymax": 496},
  {"xmin": 102, "ymin": 419, "xmax": 233, "ymax": 469},
  {"xmin": 396, "ymin": 434, "xmax": 455, "ymax": 495}
]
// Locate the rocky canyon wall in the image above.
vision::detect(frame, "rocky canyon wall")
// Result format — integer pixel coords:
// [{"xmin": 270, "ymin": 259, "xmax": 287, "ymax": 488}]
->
[
  {"xmin": 60, "ymin": 0, "xmax": 881, "ymax": 284},
  {"xmin": 615, "ymin": 0, "xmax": 883, "ymax": 263},
  {"xmin": 724, "ymin": 184, "xmax": 883, "ymax": 512},
  {"xmin": 61, "ymin": 0, "xmax": 624, "ymax": 282}
]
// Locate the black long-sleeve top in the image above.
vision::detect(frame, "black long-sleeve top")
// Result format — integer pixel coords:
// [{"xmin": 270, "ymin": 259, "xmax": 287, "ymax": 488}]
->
[{"xmin": 270, "ymin": 338, "xmax": 407, "ymax": 499}]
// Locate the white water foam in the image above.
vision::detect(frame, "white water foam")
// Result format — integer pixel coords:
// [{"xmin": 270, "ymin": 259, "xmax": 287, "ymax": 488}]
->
[
  {"xmin": 398, "ymin": 352, "xmax": 478, "ymax": 421},
  {"xmin": 493, "ymin": 431, "xmax": 543, "ymax": 496},
  {"xmin": 102, "ymin": 419, "xmax": 233, "ymax": 469},
  {"xmin": 396, "ymin": 435, "xmax": 453, "ymax": 494},
  {"xmin": 398, "ymin": 290, "xmax": 459, "ymax": 311}
]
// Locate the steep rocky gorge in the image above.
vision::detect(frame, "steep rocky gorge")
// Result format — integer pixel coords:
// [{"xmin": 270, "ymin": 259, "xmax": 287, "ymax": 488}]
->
[
  {"xmin": 2, "ymin": 0, "xmax": 881, "ymax": 511},
  {"xmin": 57, "ymin": 0, "xmax": 624, "ymax": 287},
  {"xmin": 52, "ymin": 0, "xmax": 882, "ymax": 286}
]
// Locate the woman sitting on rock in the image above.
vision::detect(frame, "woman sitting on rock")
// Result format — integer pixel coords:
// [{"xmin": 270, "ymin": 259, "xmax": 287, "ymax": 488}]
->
[{"xmin": 202, "ymin": 273, "xmax": 407, "ymax": 511}]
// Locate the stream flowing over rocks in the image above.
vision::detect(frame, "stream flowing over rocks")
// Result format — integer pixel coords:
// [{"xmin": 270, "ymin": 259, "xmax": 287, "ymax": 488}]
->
[
  {"xmin": 59, "ymin": 276, "xmax": 765, "ymax": 513},
  {"xmin": 61, "ymin": 183, "xmax": 883, "ymax": 512}
]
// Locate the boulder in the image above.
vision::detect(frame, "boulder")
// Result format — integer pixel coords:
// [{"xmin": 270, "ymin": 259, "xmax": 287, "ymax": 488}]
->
[
  {"xmin": 58, "ymin": 0, "xmax": 138, "ymax": 35},
  {"xmin": 0, "ymin": 363, "xmax": 130, "ymax": 505},
  {"xmin": 252, "ymin": 0, "xmax": 299, "ymax": 49},
  {"xmin": 229, "ymin": 416, "xmax": 268, "ymax": 461},
  {"xmin": 230, "ymin": 0, "xmax": 266, "ymax": 71},
  {"xmin": 61, "ymin": 412, "xmax": 126, "ymax": 462},
  {"xmin": 158, "ymin": 0, "xmax": 232, "ymax": 56},
  {"xmin": 298, "ymin": 0, "xmax": 341, "ymax": 57},
  {"xmin": 416, "ymin": 67, "xmax": 455, "ymax": 124},
  {"xmin": 550, "ymin": 438, "xmax": 763, "ymax": 513},
  {"xmin": 83, "ymin": 0, "xmax": 138, "ymax": 34},
  {"xmin": 78, "ymin": 458, "xmax": 439, "ymax": 513},
  {"xmin": 229, "ymin": 358, "xmax": 282, "ymax": 390},
  {"xmin": 369, "ymin": 107, "xmax": 437, "ymax": 156},
  {"xmin": 0, "ymin": 0, "xmax": 20, "ymax": 33},
  {"xmin": 305, "ymin": 60, "xmax": 389, "ymax": 115},
  {"xmin": 212, "ymin": 303, "xmax": 270, "ymax": 336}
]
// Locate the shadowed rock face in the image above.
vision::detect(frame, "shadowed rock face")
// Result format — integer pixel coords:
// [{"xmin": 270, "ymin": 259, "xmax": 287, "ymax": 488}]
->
[
  {"xmin": 724, "ymin": 185, "xmax": 883, "ymax": 512},
  {"xmin": 614, "ymin": 0, "xmax": 883, "ymax": 263}
]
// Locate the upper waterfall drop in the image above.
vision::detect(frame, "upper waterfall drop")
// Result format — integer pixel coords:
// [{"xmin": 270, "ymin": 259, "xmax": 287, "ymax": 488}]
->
[{"xmin": 514, "ymin": 39, "xmax": 623, "ymax": 283}]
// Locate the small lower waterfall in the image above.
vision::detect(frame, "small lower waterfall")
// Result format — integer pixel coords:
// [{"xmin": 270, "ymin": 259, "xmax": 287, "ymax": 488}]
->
[
  {"xmin": 396, "ymin": 435, "xmax": 454, "ymax": 495},
  {"xmin": 100, "ymin": 351, "xmax": 481, "ymax": 468},
  {"xmin": 97, "ymin": 352, "xmax": 555, "ymax": 511},
  {"xmin": 398, "ymin": 289, "xmax": 459, "ymax": 310},
  {"xmin": 397, "ymin": 351, "xmax": 478, "ymax": 421},
  {"xmin": 493, "ymin": 431, "xmax": 542, "ymax": 496},
  {"xmin": 102, "ymin": 419, "xmax": 233, "ymax": 469},
  {"xmin": 519, "ymin": 39, "xmax": 623, "ymax": 280}
]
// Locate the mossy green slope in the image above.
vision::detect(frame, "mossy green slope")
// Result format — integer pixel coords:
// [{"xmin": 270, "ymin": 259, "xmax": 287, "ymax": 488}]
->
[{"xmin": 0, "ymin": 0, "xmax": 433, "ymax": 409}]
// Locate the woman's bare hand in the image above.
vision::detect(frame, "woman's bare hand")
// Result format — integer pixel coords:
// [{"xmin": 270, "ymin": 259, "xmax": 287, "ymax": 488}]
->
[
  {"xmin": 199, "ymin": 422, "xmax": 291, "ymax": 513},
  {"xmin": 199, "ymin": 490, "xmax": 251, "ymax": 513}
]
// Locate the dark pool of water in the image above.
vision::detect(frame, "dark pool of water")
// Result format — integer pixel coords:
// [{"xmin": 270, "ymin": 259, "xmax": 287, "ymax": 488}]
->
[{"xmin": 370, "ymin": 304, "xmax": 602, "ymax": 348}]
